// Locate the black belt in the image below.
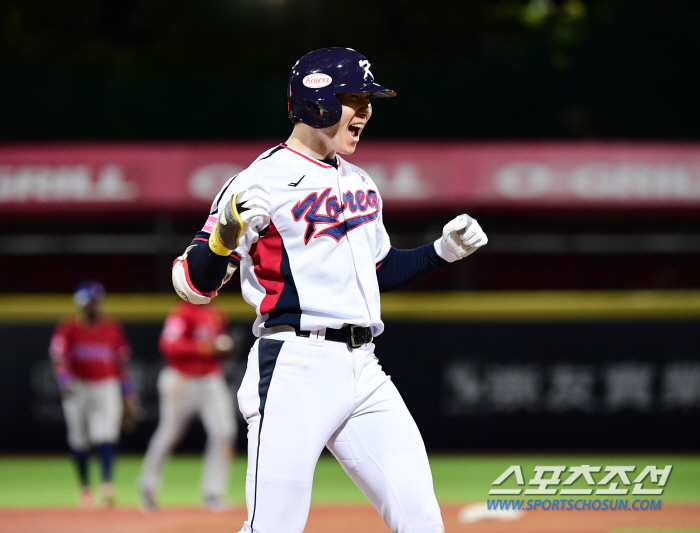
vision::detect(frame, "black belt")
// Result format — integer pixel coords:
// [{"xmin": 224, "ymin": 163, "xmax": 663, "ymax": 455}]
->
[{"xmin": 295, "ymin": 325, "xmax": 373, "ymax": 349}]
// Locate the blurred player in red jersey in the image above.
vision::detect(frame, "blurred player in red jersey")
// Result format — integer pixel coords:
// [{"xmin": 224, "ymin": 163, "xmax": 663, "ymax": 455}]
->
[
  {"xmin": 138, "ymin": 301, "xmax": 237, "ymax": 512},
  {"xmin": 49, "ymin": 280, "xmax": 138, "ymax": 508}
]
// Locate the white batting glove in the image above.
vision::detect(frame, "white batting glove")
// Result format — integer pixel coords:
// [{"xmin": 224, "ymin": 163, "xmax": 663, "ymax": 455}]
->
[
  {"xmin": 210, "ymin": 185, "xmax": 271, "ymax": 255},
  {"xmin": 234, "ymin": 185, "xmax": 271, "ymax": 235},
  {"xmin": 434, "ymin": 214, "xmax": 488, "ymax": 262}
]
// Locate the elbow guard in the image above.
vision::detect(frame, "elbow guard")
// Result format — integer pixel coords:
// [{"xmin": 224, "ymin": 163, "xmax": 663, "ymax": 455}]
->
[{"xmin": 172, "ymin": 245, "xmax": 237, "ymax": 304}]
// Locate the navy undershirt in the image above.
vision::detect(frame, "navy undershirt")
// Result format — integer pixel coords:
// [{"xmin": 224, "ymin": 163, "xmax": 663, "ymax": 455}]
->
[
  {"xmin": 186, "ymin": 232, "xmax": 237, "ymax": 292},
  {"xmin": 375, "ymin": 244, "xmax": 448, "ymax": 292}
]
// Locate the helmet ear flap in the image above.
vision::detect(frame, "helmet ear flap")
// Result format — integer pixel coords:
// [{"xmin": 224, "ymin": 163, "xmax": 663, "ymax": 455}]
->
[{"xmin": 308, "ymin": 101, "xmax": 326, "ymax": 117}]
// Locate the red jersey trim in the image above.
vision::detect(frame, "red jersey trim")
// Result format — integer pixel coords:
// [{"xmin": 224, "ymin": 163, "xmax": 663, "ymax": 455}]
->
[
  {"xmin": 377, "ymin": 246, "xmax": 393, "ymax": 270},
  {"xmin": 250, "ymin": 221, "xmax": 285, "ymax": 315},
  {"xmin": 280, "ymin": 144, "xmax": 336, "ymax": 169}
]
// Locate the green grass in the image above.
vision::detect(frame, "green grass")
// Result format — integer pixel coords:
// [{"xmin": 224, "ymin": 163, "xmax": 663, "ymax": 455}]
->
[
  {"xmin": 0, "ymin": 453, "xmax": 698, "ymax": 508},
  {"xmin": 429, "ymin": 454, "xmax": 700, "ymax": 504}
]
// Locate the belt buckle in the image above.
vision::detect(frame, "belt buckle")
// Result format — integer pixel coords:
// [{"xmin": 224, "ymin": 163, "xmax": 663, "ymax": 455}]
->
[
  {"xmin": 347, "ymin": 325, "xmax": 371, "ymax": 350},
  {"xmin": 295, "ymin": 328, "xmax": 310, "ymax": 338}
]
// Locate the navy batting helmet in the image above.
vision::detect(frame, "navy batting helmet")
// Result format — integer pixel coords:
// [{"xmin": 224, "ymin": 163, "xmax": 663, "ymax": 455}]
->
[
  {"xmin": 73, "ymin": 280, "xmax": 105, "ymax": 308},
  {"xmin": 287, "ymin": 48, "xmax": 396, "ymax": 129}
]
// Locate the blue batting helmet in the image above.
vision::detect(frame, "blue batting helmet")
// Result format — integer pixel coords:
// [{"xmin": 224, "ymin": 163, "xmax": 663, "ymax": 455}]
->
[
  {"xmin": 287, "ymin": 48, "xmax": 396, "ymax": 129},
  {"xmin": 73, "ymin": 280, "xmax": 105, "ymax": 307}
]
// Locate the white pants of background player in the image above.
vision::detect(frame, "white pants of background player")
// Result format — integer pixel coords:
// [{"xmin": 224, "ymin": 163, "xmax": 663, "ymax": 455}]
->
[
  {"xmin": 62, "ymin": 378, "xmax": 122, "ymax": 450},
  {"xmin": 237, "ymin": 330, "xmax": 444, "ymax": 533},
  {"xmin": 140, "ymin": 367, "xmax": 236, "ymax": 500}
]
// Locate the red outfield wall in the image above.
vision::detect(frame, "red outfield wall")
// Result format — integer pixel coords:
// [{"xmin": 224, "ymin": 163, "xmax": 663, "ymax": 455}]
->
[{"xmin": 1, "ymin": 141, "xmax": 700, "ymax": 214}]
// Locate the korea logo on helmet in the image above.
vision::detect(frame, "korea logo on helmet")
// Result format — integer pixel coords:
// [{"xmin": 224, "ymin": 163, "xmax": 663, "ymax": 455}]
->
[{"xmin": 303, "ymin": 74, "xmax": 333, "ymax": 88}]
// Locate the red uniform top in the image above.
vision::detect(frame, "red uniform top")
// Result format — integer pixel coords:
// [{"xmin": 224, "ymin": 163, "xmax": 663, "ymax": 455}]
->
[
  {"xmin": 159, "ymin": 302, "xmax": 228, "ymax": 376},
  {"xmin": 50, "ymin": 316, "xmax": 131, "ymax": 381}
]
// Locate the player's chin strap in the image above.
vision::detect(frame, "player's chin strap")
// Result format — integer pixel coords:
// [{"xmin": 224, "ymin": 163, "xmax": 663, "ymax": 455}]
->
[{"xmin": 172, "ymin": 245, "xmax": 237, "ymax": 304}]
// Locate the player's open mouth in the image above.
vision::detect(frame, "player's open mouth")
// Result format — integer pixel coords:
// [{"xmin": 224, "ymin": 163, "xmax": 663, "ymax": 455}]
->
[{"xmin": 348, "ymin": 124, "xmax": 364, "ymax": 140}]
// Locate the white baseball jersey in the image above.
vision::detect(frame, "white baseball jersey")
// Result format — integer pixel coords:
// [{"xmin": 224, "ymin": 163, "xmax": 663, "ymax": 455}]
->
[{"xmin": 203, "ymin": 144, "xmax": 392, "ymax": 337}]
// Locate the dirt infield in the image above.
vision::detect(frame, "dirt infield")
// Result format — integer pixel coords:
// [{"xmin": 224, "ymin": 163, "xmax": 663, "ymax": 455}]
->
[{"xmin": 1, "ymin": 504, "xmax": 699, "ymax": 533}]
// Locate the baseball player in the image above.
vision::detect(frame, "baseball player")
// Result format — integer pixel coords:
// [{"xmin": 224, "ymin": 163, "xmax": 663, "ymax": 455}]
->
[
  {"xmin": 171, "ymin": 48, "xmax": 487, "ymax": 533},
  {"xmin": 49, "ymin": 280, "xmax": 138, "ymax": 508},
  {"xmin": 138, "ymin": 301, "xmax": 237, "ymax": 512}
]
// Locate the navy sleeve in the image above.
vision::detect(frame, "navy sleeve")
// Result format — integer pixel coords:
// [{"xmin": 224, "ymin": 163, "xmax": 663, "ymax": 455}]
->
[
  {"xmin": 376, "ymin": 244, "xmax": 448, "ymax": 293},
  {"xmin": 185, "ymin": 231, "xmax": 241, "ymax": 293}
]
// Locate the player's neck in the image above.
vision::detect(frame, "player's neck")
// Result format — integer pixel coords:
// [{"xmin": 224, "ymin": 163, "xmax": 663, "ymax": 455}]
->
[
  {"xmin": 79, "ymin": 311, "xmax": 99, "ymax": 326},
  {"xmin": 286, "ymin": 125, "xmax": 337, "ymax": 161}
]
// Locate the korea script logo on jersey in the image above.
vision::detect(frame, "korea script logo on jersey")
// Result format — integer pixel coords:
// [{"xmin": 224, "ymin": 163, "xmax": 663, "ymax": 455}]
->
[{"xmin": 291, "ymin": 187, "xmax": 379, "ymax": 244}]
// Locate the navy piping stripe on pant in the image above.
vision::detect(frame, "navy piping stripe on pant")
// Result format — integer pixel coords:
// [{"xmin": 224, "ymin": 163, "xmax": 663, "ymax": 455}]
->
[{"xmin": 250, "ymin": 338, "xmax": 284, "ymax": 532}]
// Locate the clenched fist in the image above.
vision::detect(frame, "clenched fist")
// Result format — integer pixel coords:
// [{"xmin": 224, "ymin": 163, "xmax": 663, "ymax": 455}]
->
[{"xmin": 435, "ymin": 214, "xmax": 488, "ymax": 262}]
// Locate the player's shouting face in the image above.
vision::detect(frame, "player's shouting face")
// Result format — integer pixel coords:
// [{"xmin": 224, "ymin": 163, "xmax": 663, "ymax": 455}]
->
[{"xmin": 322, "ymin": 92, "xmax": 372, "ymax": 156}]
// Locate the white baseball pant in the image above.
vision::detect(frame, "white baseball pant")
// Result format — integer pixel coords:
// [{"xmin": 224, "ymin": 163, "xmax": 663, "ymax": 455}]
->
[
  {"xmin": 61, "ymin": 378, "xmax": 123, "ymax": 450},
  {"xmin": 236, "ymin": 331, "xmax": 444, "ymax": 533},
  {"xmin": 140, "ymin": 367, "xmax": 236, "ymax": 499}
]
